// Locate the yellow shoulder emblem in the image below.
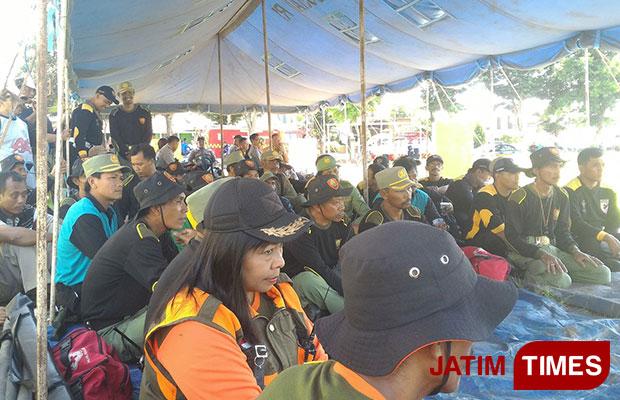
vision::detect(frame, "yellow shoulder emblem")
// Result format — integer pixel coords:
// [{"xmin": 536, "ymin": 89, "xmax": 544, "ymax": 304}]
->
[
  {"xmin": 565, "ymin": 178, "xmax": 582, "ymax": 191},
  {"xmin": 136, "ymin": 222, "xmax": 158, "ymax": 241},
  {"xmin": 81, "ymin": 103, "xmax": 94, "ymax": 113},
  {"xmin": 364, "ymin": 210, "xmax": 384, "ymax": 226},
  {"xmin": 509, "ymin": 188, "xmax": 527, "ymax": 205},
  {"xmin": 478, "ymin": 184, "xmax": 497, "ymax": 196}
]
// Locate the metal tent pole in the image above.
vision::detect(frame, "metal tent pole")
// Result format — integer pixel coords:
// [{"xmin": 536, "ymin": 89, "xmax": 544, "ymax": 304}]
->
[
  {"xmin": 261, "ymin": 0, "xmax": 273, "ymax": 148},
  {"xmin": 584, "ymin": 48, "xmax": 591, "ymax": 127},
  {"xmin": 359, "ymin": 0, "xmax": 369, "ymax": 203},
  {"xmin": 35, "ymin": 0, "xmax": 49, "ymax": 397},
  {"xmin": 50, "ymin": 0, "xmax": 68, "ymax": 320},
  {"xmin": 218, "ymin": 34, "xmax": 225, "ymax": 167}
]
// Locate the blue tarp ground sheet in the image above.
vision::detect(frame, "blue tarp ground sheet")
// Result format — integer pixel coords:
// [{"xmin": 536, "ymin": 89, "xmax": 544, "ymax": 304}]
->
[{"xmin": 436, "ymin": 289, "xmax": 620, "ymax": 399}]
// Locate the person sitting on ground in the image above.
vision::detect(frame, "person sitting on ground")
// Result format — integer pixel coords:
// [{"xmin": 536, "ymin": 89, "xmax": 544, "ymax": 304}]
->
[
  {"xmin": 224, "ymin": 150, "xmax": 259, "ymax": 179},
  {"xmin": 157, "ymin": 137, "xmax": 168, "ymax": 151},
  {"xmin": 357, "ymin": 163, "xmax": 385, "ymax": 208},
  {"xmin": 565, "ymin": 147, "xmax": 620, "ymax": 272},
  {"xmin": 109, "ymin": 81, "xmax": 153, "ymax": 160},
  {"xmin": 283, "ymin": 175, "xmax": 351, "ymax": 317},
  {"xmin": 156, "ymin": 135, "xmax": 179, "ymax": 170},
  {"xmin": 261, "ymin": 171, "xmax": 295, "ymax": 213},
  {"xmin": 359, "ymin": 167, "xmax": 424, "ymax": 233},
  {"xmin": 115, "ymin": 143, "xmax": 158, "ymax": 223},
  {"xmin": 391, "ymin": 156, "xmax": 447, "ymax": 228},
  {"xmin": 0, "ymin": 171, "xmax": 52, "ymax": 305},
  {"xmin": 316, "ymin": 154, "xmax": 369, "ymax": 226},
  {"xmin": 445, "ymin": 158, "xmax": 492, "ymax": 233},
  {"xmin": 55, "ymin": 153, "xmax": 128, "ymax": 321},
  {"xmin": 419, "ymin": 154, "xmax": 453, "ymax": 193},
  {"xmin": 187, "ymin": 136, "xmax": 216, "ymax": 168},
  {"xmin": 505, "ymin": 147, "xmax": 611, "ymax": 288},
  {"xmin": 261, "ymin": 149, "xmax": 306, "ymax": 209},
  {"xmin": 260, "ymin": 221, "xmax": 518, "ymax": 400},
  {"xmin": 271, "ymin": 132, "xmax": 289, "ymax": 163},
  {"xmin": 141, "ymin": 178, "xmax": 325, "ymax": 398},
  {"xmin": 80, "ymin": 171, "xmax": 187, "ymax": 363},
  {"xmin": 59, "ymin": 159, "xmax": 86, "ymax": 219},
  {"xmin": 465, "ymin": 157, "xmax": 524, "ymax": 257},
  {"xmin": 165, "ymin": 161, "xmax": 188, "ymax": 184},
  {"xmin": 248, "ymin": 133, "xmax": 263, "ymax": 170},
  {"xmin": 0, "ymin": 154, "xmax": 36, "ymax": 206}
]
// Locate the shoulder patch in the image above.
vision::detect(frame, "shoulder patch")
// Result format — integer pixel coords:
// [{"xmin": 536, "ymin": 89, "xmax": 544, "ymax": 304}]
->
[
  {"xmin": 565, "ymin": 178, "xmax": 582, "ymax": 191},
  {"xmin": 405, "ymin": 206, "xmax": 422, "ymax": 219},
  {"xmin": 508, "ymin": 188, "xmax": 527, "ymax": 204},
  {"xmin": 136, "ymin": 222, "xmax": 158, "ymax": 241},
  {"xmin": 81, "ymin": 103, "xmax": 94, "ymax": 113},
  {"xmin": 478, "ymin": 184, "xmax": 497, "ymax": 196},
  {"xmin": 364, "ymin": 210, "xmax": 384, "ymax": 226}
]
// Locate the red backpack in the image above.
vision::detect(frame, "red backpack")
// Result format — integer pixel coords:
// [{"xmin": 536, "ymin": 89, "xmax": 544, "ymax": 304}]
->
[
  {"xmin": 461, "ymin": 246, "xmax": 511, "ymax": 281},
  {"xmin": 51, "ymin": 327, "xmax": 132, "ymax": 400}
]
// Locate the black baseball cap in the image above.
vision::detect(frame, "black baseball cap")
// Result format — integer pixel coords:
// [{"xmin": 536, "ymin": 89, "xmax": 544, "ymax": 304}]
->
[
  {"xmin": 530, "ymin": 146, "xmax": 565, "ymax": 169},
  {"xmin": 303, "ymin": 175, "xmax": 352, "ymax": 207},
  {"xmin": 426, "ymin": 154, "xmax": 444, "ymax": 165},
  {"xmin": 1, "ymin": 154, "xmax": 26, "ymax": 172},
  {"xmin": 96, "ymin": 85, "xmax": 119, "ymax": 105},
  {"xmin": 471, "ymin": 158, "xmax": 491, "ymax": 172},
  {"xmin": 134, "ymin": 171, "xmax": 185, "ymax": 212},
  {"xmin": 203, "ymin": 178, "xmax": 312, "ymax": 242},
  {"xmin": 490, "ymin": 157, "xmax": 525, "ymax": 174},
  {"xmin": 315, "ymin": 221, "xmax": 517, "ymax": 376}
]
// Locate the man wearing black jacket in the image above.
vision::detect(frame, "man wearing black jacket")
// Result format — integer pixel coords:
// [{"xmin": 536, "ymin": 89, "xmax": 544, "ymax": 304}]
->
[{"xmin": 283, "ymin": 175, "xmax": 351, "ymax": 315}]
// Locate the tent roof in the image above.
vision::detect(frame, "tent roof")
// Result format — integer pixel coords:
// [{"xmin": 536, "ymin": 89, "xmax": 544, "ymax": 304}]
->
[{"xmin": 69, "ymin": 0, "xmax": 620, "ymax": 112}]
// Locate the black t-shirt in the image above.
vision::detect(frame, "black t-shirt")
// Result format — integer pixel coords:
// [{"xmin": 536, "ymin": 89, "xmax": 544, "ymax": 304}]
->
[
  {"xmin": 109, "ymin": 105, "xmax": 152, "ymax": 156},
  {"xmin": 80, "ymin": 219, "xmax": 178, "ymax": 330},
  {"xmin": 283, "ymin": 212, "xmax": 350, "ymax": 295},
  {"xmin": 445, "ymin": 176, "xmax": 477, "ymax": 232}
]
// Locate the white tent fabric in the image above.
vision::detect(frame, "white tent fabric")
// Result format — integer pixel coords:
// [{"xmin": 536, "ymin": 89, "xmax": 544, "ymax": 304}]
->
[{"xmin": 68, "ymin": 0, "xmax": 620, "ymax": 112}]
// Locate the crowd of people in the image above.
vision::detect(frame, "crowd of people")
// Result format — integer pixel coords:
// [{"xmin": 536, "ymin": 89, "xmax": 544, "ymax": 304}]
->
[{"xmin": 0, "ymin": 80, "xmax": 618, "ymax": 399}]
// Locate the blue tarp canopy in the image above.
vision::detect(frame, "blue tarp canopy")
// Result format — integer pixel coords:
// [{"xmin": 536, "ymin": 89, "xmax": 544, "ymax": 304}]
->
[{"xmin": 68, "ymin": 0, "xmax": 620, "ymax": 112}]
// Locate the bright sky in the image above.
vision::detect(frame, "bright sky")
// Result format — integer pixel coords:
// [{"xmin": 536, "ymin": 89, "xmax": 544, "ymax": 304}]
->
[{"xmin": 1, "ymin": 0, "xmax": 36, "ymax": 91}]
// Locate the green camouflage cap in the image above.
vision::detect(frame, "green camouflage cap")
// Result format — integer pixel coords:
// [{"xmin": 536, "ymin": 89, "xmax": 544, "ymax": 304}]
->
[
  {"xmin": 375, "ymin": 167, "xmax": 415, "ymax": 191},
  {"xmin": 224, "ymin": 150, "xmax": 245, "ymax": 168},
  {"xmin": 260, "ymin": 149, "xmax": 283, "ymax": 161},
  {"xmin": 82, "ymin": 153, "xmax": 129, "ymax": 178},
  {"xmin": 316, "ymin": 154, "xmax": 340, "ymax": 172},
  {"xmin": 186, "ymin": 177, "xmax": 235, "ymax": 228}
]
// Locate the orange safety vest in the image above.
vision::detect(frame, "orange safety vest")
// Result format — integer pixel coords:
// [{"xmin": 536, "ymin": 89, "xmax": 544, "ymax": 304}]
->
[{"xmin": 141, "ymin": 274, "xmax": 319, "ymax": 399}]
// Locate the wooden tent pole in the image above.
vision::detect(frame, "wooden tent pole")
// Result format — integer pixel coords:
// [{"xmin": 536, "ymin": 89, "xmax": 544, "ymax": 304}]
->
[
  {"xmin": 35, "ymin": 0, "xmax": 49, "ymax": 397},
  {"xmin": 359, "ymin": 0, "xmax": 369, "ymax": 203},
  {"xmin": 261, "ymin": 0, "xmax": 273, "ymax": 148}
]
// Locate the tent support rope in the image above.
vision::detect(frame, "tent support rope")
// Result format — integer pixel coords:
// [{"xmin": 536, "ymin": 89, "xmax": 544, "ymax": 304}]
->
[
  {"xmin": 261, "ymin": 0, "xmax": 273, "ymax": 148},
  {"xmin": 50, "ymin": 0, "xmax": 68, "ymax": 321},
  {"xmin": 595, "ymin": 49, "xmax": 620, "ymax": 91}
]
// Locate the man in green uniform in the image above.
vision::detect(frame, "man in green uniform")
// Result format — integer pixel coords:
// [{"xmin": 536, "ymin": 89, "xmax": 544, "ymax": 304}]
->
[
  {"xmin": 505, "ymin": 147, "xmax": 611, "ymax": 288},
  {"xmin": 564, "ymin": 147, "xmax": 620, "ymax": 271},
  {"xmin": 261, "ymin": 149, "xmax": 305, "ymax": 209},
  {"xmin": 315, "ymin": 154, "xmax": 369, "ymax": 225},
  {"xmin": 358, "ymin": 166, "xmax": 421, "ymax": 233},
  {"xmin": 260, "ymin": 222, "xmax": 517, "ymax": 400},
  {"xmin": 69, "ymin": 86, "xmax": 118, "ymax": 164},
  {"xmin": 465, "ymin": 157, "xmax": 524, "ymax": 257}
]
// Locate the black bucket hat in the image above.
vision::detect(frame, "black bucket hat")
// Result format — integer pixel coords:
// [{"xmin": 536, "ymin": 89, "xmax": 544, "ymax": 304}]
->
[
  {"xmin": 204, "ymin": 178, "xmax": 312, "ymax": 242},
  {"xmin": 315, "ymin": 221, "xmax": 518, "ymax": 377},
  {"xmin": 302, "ymin": 175, "xmax": 352, "ymax": 207},
  {"xmin": 134, "ymin": 171, "xmax": 185, "ymax": 213},
  {"xmin": 66, "ymin": 158, "xmax": 85, "ymax": 190}
]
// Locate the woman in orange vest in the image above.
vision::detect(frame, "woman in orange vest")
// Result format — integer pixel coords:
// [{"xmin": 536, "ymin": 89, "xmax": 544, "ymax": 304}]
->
[{"xmin": 141, "ymin": 178, "xmax": 326, "ymax": 399}]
